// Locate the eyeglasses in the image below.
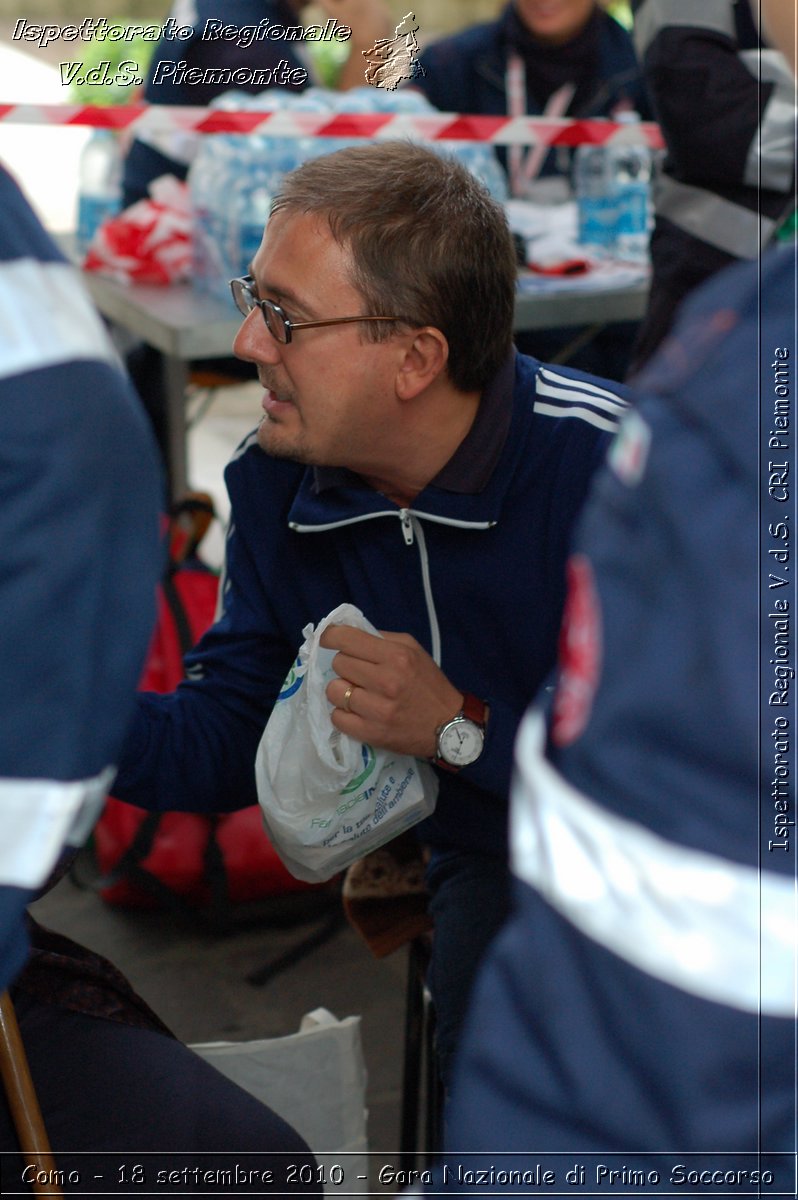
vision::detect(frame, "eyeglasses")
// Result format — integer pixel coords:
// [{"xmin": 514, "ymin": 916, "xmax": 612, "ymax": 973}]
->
[{"xmin": 230, "ymin": 276, "xmax": 404, "ymax": 345}]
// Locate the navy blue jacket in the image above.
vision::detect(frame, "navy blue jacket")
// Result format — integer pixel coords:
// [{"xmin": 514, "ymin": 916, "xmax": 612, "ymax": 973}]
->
[
  {"xmin": 0, "ymin": 166, "xmax": 162, "ymax": 993},
  {"xmin": 437, "ymin": 245, "xmax": 797, "ymax": 1186},
  {"xmin": 417, "ymin": 4, "xmax": 649, "ymax": 122},
  {"xmin": 113, "ymin": 352, "xmax": 628, "ymax": 861}
]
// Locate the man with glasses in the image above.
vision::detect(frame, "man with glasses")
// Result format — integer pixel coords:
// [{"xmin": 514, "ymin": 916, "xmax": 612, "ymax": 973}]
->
[{"xmin": 112, "ymin": 140, "xmax": 631, "ymax": 1086}]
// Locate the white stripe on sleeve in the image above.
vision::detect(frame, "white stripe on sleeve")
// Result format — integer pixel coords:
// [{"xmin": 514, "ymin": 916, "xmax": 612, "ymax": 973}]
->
[
  {"xmin": 0, "ymin": 767, "xmax": 115, "ymax": 888},
  {"xmin": 512, "ymin": 711, "xmax": 796, "ymax": 1016},
  {"xmin": 0, "ymin": 258, "xmax": 119, "ymax": 383},
  {"xmin": 533, "ymin": 401, "xmax": 620, "ymax": 433}
]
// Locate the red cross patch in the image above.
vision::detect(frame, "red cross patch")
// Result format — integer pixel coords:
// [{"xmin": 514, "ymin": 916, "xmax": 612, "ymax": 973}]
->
[{"xmin": 551, "ymin": 553, "xmax": 602, "ymax": 747}]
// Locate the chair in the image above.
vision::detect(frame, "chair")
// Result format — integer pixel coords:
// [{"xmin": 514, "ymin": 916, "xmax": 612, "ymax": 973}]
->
[
  {"xmin": 399, "ymin": 935, "xmax": 441, "ymax": 1171},
  {"xmin": 0, "ymin": 991, "xmax": 62, "ymax": 1198},
  {"xmin": 342, "ymin": 834, "xmax": 443, "ymax": 1169}
]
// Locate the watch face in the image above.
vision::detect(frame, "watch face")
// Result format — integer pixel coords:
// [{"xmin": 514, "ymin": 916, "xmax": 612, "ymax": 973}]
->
[{"xmin": 439, "ymin": 718, "xmax": 484, "ymax": 767}]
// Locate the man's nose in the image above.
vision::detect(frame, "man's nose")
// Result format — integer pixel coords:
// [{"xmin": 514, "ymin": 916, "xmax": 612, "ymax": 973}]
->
[{"xmin": 232, "ymin": 309, "xmax": 281, "ymax": 365}]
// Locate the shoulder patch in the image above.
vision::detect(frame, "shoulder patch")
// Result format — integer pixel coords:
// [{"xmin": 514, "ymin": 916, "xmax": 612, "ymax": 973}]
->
[
  {"xmin": 607, "ymin": 408, "xmax": 652, "ymax": 486},
  {"xmin": 551, "ymin": 553, "xmax": 602, "ymax": 748}
]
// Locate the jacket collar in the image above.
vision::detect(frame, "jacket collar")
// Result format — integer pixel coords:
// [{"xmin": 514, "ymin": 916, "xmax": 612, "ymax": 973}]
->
[
  {"xmin": 291, "ymin": 351, "xmax": 523, "ymax": 528},
  {"xmin": 313, "ymin": 349, "xmax": 515, "ymax": 499}
]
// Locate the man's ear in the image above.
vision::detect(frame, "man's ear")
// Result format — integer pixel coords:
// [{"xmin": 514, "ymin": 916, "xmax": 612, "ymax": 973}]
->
[{"xmin": 395, "ymin": 327, "xmax": 449, "ymax": 400}]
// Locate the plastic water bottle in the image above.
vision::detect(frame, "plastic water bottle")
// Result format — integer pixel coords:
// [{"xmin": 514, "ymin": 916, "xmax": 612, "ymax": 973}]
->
[
  {"xmin": 573, "ymin": 143, "xmax": 617, "ymax": 254},
  {"xmin": 230, "ymin": 168, "xmax": 274, "ymax": 280},
  {"xmin": 610, "ymin": 112, "xmax": 652, "ymax": 263},
  {"xmin": 188, "ymin": 135, "xmax": 237, "ymax": 302},
  {"xmin": 574, "ymin": 120, "xmax": 652, "ymax": 260},
  {"xmin": 454, "ymin": 143, "xmax": 509, "ymax": 202},
  {"xmin": 76, "ymin": 129, "xmax": 122, "ymax": 253},
  {"xmin": 187, "ymin": 136, "xmax": 219, "ymax": 295}
]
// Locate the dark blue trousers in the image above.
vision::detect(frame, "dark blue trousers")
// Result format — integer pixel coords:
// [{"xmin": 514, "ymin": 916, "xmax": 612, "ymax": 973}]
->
[{"xmin": 0, "ymin": 995, "xmax": 320, "ymax": 1195}]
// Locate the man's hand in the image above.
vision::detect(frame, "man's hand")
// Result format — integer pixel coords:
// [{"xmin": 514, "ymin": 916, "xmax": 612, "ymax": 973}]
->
[{"xmin": 319, "ymin": 625, "xmax": 464, "ymax": 758}]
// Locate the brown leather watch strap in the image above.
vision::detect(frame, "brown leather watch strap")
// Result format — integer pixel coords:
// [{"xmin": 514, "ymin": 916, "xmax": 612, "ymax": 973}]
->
[{"xmin": 460, "ymin": 691, "xmax": 488, "ymax": 727}]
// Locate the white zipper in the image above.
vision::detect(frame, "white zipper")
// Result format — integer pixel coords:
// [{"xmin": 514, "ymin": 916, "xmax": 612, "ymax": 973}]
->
[
  {"xmin": 289, "ymin": 510, "xmax": 396, "ymax": 534},
  {"xmin": 290, "ymin": 509, "xmax": 496, "ymax": 537},
  {"xmin": 400, "ymin": 510, "xmax": 441, "ymax": 664},
  {"xmin": 291, "ymin": 507, "xmax": 497, "ymax": 669}
]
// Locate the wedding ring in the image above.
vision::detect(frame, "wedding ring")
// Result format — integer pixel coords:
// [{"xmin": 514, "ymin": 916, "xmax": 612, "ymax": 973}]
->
[{"xmin": 342, "ymin": 685, "xmax": 354, "ymax": 713}]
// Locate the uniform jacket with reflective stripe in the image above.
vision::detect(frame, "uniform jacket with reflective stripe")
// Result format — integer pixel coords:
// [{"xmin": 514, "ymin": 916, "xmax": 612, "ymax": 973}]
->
[
  {"xmin": 543, "ymin": 245, "xmax": 796, "ymax": 878},
  {"xmin": 113, "ymin": 351, "xmax": 628, "ymax": 860},
  {"xmin": 632, "ymin": 0, "xmax": 795, "ymax": 282},
  {"xmin": 510, "ymin": 244, "xmax": 796, "ymax": 1020},
  {"xmin": 435, "ymin": 247, "xmax": 797, "ymax": 1193},
  {"xmin": 0, "ymin": 165, "xmax": 162, "ymax": 993}
]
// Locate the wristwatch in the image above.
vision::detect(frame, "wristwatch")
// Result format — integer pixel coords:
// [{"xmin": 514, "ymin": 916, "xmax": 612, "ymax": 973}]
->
[{"xmin": 433, "ymin": 693, "xmax": 488, "ymax": 772}]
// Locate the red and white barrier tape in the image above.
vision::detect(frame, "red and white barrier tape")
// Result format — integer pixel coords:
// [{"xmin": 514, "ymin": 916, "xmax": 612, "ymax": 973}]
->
[{"xmin": 0, "ymin": 103, "xmax": 665, "ymax": 147}]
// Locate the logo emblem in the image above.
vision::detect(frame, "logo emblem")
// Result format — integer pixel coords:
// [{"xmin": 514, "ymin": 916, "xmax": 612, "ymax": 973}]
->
[
  {"xmin": 551, "ymin": 554, "xmax": 602, "ymax": 747},
  {"xmin": 362, "ymin": 12, "xmax": 425, "ymax": 90},
  {"xmin": 341, "ymin": 743, "xmax": 377, "ymax": 794},
  {"xmin": 277, "ymin": 654, "xmax": 306, "ymax": 700},
  {"xmin": 608, "ymin": 409, "xmax": 651, "ymax": 487}
]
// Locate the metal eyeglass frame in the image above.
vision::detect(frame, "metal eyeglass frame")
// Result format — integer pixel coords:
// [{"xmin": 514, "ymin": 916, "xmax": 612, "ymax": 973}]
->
[{"xmin": 230, "ymin": 275, "xmax": 405, "ymax": 345}]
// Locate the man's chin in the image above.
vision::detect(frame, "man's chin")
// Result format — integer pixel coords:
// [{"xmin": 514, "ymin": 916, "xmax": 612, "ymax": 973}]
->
[{"xmin": 256, "ymin": 420, "xmax": 311, "ymax": 464}]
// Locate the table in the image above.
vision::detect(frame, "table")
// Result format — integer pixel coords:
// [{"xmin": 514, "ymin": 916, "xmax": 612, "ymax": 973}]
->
[
  {"xmin": 80, "ymin": 273, "xmax": 240, "ymax": 499},
  {"xmin": 81, "ymin": 269, "xmax": 649, "ymax": 499}
]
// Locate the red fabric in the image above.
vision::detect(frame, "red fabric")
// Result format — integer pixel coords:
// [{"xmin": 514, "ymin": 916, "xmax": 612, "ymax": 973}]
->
[
  {"xmin": 82, "ymin": 179, "xmax": 192, "ymax": 286},
  {"xmin": 94, "ymin": 562, "xmax": 311, "ymax": 908}
]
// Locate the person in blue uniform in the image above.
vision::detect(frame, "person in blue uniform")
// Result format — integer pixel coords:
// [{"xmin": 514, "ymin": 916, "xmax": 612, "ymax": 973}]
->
[
  {"xmin": 416, "ymin": 0, "xmax": 649, "ymax": 187},
  {"xmin": 414, "ymin": 0, "xmax": 652, "ymax": 381},
  {"xmin": 110, "ymin": 139, "xmax": 631, "ymax": 1087},
  {"xmin": 0, "ymin": 163, "xmax": 161, "ymax": 1004},
  {"xmin": 627, "ymin": 0, "xmax": 796, "ymax": 373},
  {"xmin": 433, "ymin": 0, "xmax": 797, "ymax": 1185},
  {"xmin": 0, "ymin": 160, "xmax": 319, "ymax": 1192}
]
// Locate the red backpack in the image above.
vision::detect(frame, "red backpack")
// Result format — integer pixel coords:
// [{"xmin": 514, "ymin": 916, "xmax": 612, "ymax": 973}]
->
[{"xmin": 91, "ymin": 495, "xmax": 318, "ymax": 923}]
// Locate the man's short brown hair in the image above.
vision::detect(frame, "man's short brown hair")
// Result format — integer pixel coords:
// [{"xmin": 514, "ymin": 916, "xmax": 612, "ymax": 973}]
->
[{"xmin": 270, "ymin": 141, "xmax": 517, "ymax": 394}]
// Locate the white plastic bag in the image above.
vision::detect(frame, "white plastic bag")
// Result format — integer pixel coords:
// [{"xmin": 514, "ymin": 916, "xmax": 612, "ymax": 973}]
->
[
  {"xmin": 255, "ymin": 603, "xmax": 437, "ymax": 883},
  {"xmin": 191, "ymin": 1008, "xmax": 368, "ymax": 1194}
]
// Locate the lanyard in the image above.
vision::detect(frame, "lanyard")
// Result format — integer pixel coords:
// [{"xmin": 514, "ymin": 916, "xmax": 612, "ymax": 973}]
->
[{"xmin": 506, "ymin": 52, "xmax": 575, "ymax": 198}]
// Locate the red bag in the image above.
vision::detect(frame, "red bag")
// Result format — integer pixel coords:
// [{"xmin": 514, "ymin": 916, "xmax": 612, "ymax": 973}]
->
[{"xmin": 93, "ymin": 495, "xmax": 313, "ymax": 913}]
